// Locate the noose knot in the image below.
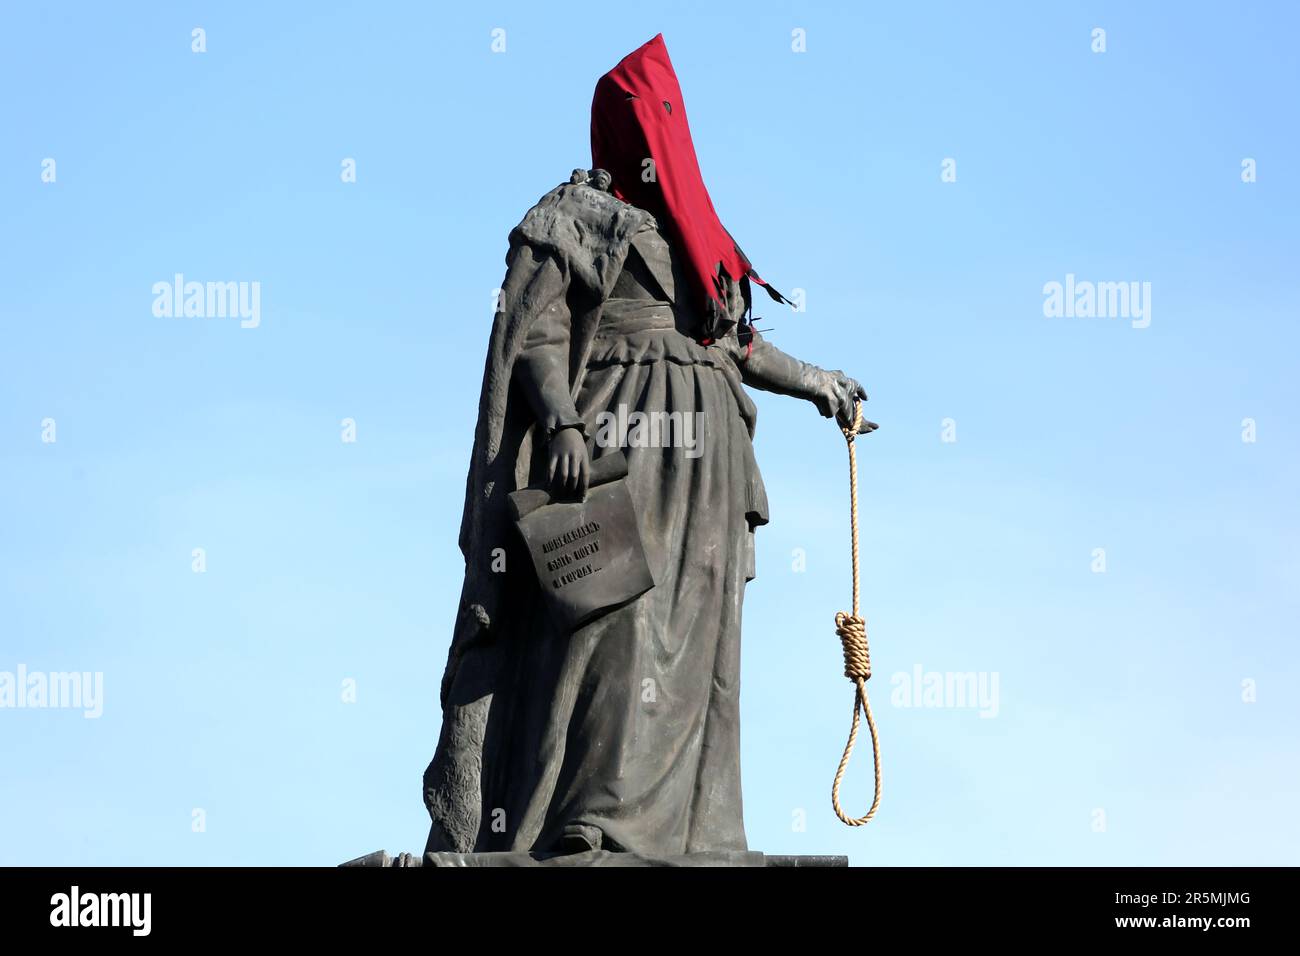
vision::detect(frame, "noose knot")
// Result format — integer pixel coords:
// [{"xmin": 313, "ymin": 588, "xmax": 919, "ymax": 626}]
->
[{"xmin": 835, "ymin": 611, "xmax": 870, "ymax": 682}]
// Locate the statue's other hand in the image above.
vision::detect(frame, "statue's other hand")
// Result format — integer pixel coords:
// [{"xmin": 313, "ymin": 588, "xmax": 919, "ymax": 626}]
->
[{"xmin": 547, "ymin": 427, "xmax": 590, "ymax": 499}]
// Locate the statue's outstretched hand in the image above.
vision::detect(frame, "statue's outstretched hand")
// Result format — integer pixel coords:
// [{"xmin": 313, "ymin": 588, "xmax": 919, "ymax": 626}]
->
[
  {"xmin": 547, "ymin": 427, "xmax": 590, "ymax": 498},
  {"xmin": 815, "ymin": 371, "xmax": 878, "ymax": 435}
]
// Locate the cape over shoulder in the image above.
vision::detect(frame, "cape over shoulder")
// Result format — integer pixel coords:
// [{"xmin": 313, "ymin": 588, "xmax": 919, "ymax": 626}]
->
[
  {"xmin": 441, "ymin": 168, "xmax": 654, "ymax": 687},
  {"xmin": 508, "ymin": 170, "xmax": 656, "ymax": 300}
]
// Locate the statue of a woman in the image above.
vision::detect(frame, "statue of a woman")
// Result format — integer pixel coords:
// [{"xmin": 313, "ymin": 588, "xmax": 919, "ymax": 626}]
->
[{"xmin": 423, "ymin": 34, "xmax": 874, "ymax": 858}]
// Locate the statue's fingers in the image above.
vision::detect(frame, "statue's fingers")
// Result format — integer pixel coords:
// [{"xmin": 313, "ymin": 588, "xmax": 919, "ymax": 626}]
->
[
  {"xmin": 840, "ymin": 393, "xmax": 857, "ymax": 422},
  {"xmin": 577, "ymin": 455, "xmax": 590, "ymax": 499}
]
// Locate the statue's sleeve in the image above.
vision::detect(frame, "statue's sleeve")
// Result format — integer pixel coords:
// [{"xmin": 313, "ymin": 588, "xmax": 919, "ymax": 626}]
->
[
  {"xmin": 728, "ymin": 329, "xmax": 834, "ymax": 405},
  {"xmin": 511, "ymin": 245, "xmax": 586, "ymax": 436}
]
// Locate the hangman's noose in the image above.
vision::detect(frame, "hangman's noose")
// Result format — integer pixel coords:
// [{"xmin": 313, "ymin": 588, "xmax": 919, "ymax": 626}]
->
[{"xmin": 831, "ymin": 400, "xmax": 882, "ymax": 827}]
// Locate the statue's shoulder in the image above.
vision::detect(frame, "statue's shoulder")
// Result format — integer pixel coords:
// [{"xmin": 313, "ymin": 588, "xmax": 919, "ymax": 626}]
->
[{"xmin": 511, "ymin": 169, "xmax": 654, "ymax": 254}]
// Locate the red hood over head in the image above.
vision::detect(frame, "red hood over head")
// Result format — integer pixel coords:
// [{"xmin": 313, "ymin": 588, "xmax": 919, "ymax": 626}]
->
[{"xmin": 591, "ymin": 34, "xmax": 785, "ymax": 328}]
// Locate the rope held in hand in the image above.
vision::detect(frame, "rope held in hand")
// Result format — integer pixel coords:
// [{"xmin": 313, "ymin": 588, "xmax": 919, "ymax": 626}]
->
[{"xmin": 831, "ymin": 400, "xmax": 882, "ymax": 827}]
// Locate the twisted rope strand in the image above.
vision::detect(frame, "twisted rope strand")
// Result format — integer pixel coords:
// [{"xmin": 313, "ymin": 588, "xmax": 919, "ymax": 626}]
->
[{"xmin": 831, "ymin": 401, "xmax": 882, "ymax": 827}]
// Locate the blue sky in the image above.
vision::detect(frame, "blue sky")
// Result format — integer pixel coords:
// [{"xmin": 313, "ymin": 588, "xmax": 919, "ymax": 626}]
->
[{"xmin": 1, "ymin": 1, "xmax": 1297, "ymax": 866}]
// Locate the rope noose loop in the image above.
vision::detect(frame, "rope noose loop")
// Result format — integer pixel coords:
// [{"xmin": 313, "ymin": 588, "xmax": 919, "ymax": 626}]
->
[{"xmin": 831, "ymin": 400, "xmax": 882, "ymax": 827}]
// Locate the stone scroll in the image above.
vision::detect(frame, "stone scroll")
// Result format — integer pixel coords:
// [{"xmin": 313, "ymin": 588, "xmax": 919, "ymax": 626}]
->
[{"xmin": 508, "ymin": 450, "xmax": 654, "ymax": 632}]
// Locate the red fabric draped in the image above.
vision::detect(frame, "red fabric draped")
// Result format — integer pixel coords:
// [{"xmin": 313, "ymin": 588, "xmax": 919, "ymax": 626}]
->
[{"xmin": 591, "ymin": 34, "xmax": 784, "ymax": 325}]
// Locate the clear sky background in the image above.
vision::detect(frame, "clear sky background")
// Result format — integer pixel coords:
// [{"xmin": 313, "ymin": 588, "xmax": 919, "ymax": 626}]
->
[{"xmin": 2, "ymin": 2, "xmax": 1296, "ymax": 866}]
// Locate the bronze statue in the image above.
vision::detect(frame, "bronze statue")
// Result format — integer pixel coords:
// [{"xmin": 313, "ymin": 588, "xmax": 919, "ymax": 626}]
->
[{"xmin": 422, "ymin": 34, "xmax": 874, "ymax": 860}]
